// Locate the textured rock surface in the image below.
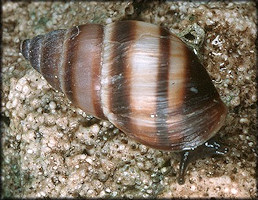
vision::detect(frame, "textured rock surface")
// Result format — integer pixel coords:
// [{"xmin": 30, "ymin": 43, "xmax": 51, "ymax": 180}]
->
[{"xmin": 2, "ymin": 1, "xmax": 256, "ymax": 198}]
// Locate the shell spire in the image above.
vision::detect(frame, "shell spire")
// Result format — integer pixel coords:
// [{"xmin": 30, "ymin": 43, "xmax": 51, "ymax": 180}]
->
[{"xmin": 21, "ymin": 25, "xmax": 105, "ymax": 118}]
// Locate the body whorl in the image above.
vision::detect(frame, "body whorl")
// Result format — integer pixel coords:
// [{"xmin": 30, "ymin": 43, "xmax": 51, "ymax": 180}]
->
[{"xmin": 21, "ymin": 20, "xmax": 227, "ymax": 151}]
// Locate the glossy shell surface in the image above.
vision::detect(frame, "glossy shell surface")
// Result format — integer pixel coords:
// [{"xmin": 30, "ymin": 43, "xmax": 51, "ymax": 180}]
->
[{"xmin": 21, "ymin": 20, "xmax": 227, "ymax": 151}]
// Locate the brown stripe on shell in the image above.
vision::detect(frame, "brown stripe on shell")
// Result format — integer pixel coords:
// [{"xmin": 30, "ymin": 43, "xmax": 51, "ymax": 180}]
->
[
  {"xmin": 69, "ymin": 24, "xmax": 104, "ymax": 118},
  {"xmin": 90, "ymin": 25, "xmax": 105, "ymax": 118},
  {"xmin": 177, "ymin": 48, "xmax": 227, "ymax": 150},
  {"xmin": 108, "ymin": 21, "xmax": 136, "ymax": 129},
  {"xmin": 20, "ymin": 39, "xmax": 31, "ymax": 60},
  {"xmin": 60, "ymin": 24, "xmax": 105, "ymax": 118},
  {"xmin": 40, "ymin": 29, "xmax": 66, "ymax": 91},
  {"xmin": 164, "ymin": 35, "xmax": 189, "ymax": 150},
  {"xmin": 182, "ymin": 49, "xmax": 217, "ymax": 146},
  {"xmin": 28, "ymin": 35, "xmax": 44, "ymax": 73},
  {"xmin": 61, "ymin": 26, "xmax": 80, "ymax": 102},
  {"xmin": 155, "ymin": 27, "xmax": 171, "ymax": 147},
  {"xmin": 183, "ymin": 49, "xmax": 219, "ymax": 113}
]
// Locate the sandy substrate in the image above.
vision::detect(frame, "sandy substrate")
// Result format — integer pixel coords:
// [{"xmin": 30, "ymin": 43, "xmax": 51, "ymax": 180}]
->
[{"xmin": 2, "ymin": 1, "xmax": 256, "ymax": 198}]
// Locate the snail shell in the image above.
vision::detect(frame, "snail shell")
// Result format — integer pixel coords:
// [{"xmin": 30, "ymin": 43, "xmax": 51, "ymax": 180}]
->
[{"xmin": 21, "ymin": 20, "xmax": 227, "ymax": 151}]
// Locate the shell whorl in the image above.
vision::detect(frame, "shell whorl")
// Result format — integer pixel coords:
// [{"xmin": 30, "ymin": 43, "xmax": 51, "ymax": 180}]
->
[{"xmin": 21, "ymin": 20, "xmax": 227, "ymax": 151}]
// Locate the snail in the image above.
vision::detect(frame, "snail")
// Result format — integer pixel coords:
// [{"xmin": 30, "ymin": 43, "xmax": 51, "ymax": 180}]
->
[{"xmin": 20, "ymin": 20, "xmax": 228, "ymax": 184}]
